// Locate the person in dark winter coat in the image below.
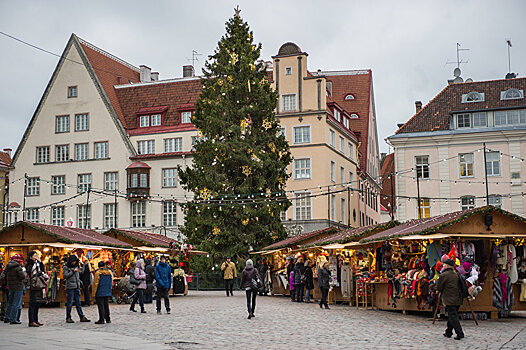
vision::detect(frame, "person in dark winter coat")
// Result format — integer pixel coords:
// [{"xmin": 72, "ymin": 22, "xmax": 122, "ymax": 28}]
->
[
  {"xmin": 304, "ymin": 260, "xmax": 314, "ymax": 302},
  {"xmin": 155, "ymin": 256, "xmax": 172, "ymax": 314},
  {"xmin": 437, "ymin": 259, "xmax": 464, "ymax": 340},
  {"xmin": 240, "ymin": 259, "xmax": 260, "ymax": 319},
  {"xmin": 286, "ymin": 257, "xmax": 295, "ymax": 301},
  {"xmin": 318, "ymin": 260, "xmax": 331, "ymax": 309},
  {"xmin": 92, "ymin": 261, "xmax": 113, "ymax": 324},
  {"xmin": 258, "ymin": 259, "xmax": 269, "ymax": 296},
  {"xmin": 4, "ymin": 254, "xmax": 26, "ymax": 324},
  {"xmin": 144, "ymin": 259, "xmax": 155, "ymax": 304},
  {"xmin": 80, "ymin": 257, "xmax": 91, "ymax": 307},
  {"xmin": 26, "ymin": 251, "xmax": 46, "ymax": 327},
  {"xmin": 293, "ymin": 258, "xmax": 305, "ymax": 302},
  {"xmin": 129, "ymin": 259, "xmax": 147, "ymax": 313},
  {"xmin": 63, "ymin": 254, "xmax": 90, "ymax": 323},
  {"xmin": 0, "ymin": 267, "xmax": 8, "ymax": 321}
]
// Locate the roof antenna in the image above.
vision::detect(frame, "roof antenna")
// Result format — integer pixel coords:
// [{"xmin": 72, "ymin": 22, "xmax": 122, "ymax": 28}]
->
[
  {"xmin": 446, "ymin": 43, "xmax": 470, "ymax": 84},
  {"xmin": 505, "ymin": 39, "xmax": 517, "ymax": 79},
  {"xmin": 187, "ymin": 50, "xmax": 202, "ymax": 72}
]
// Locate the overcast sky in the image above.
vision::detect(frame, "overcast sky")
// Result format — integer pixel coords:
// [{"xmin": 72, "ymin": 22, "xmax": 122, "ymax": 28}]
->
[{"xmin": 1, "ymin": 0, "xmax": 525, "ymax": 155}]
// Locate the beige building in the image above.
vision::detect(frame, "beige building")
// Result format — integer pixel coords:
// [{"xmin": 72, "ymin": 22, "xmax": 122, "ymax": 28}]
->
[{"xmin": 0, "ymin": 149, "xmax": 11, "ymax": 228}]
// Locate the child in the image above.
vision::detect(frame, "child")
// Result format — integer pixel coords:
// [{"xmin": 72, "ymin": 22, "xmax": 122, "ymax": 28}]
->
[
  {"xmin": 289, "ymin": 270, "xmax": 296, "ymax": 302},
  {"xmin": 92, "ymin": 261, "xmax": 113, "ymax": 324}
]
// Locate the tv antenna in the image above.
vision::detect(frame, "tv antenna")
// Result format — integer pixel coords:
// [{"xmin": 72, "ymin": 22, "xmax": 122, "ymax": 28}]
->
[
  {"xmin": 187, "ymin": 50, "xmax": 202, "ymax": 70},
  {"xmin": 446, "ymin": 43, "xmax": 470, "ymax": 69},
  {"xmin": 506, "ymin": 38, "xmax": 512, "ymax": 72}
]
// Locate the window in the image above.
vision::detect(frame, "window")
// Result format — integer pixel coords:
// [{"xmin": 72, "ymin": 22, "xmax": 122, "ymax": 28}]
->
[
  {"xmin": 344, "ymin": 94, "xmax": 355, "ymax": 100},
  {"xmin": 131, "ymin": 201, "xmax": 146, "ymax": 227},
  {"xmin": 461, "ymin": 196, "xmax": 475, "ymax": 210},
  {"xmin": 51, "ymin": 206, "xmax": 65, "ymax": 226},
  {"xmin": 348, "ymin": 143, "xmax": 354, "ymax": 159},
  {"xmin": 181, "ymin": 111, "xmax": 192, "ymax": 124},
  {"xmin": 162, "ymin": 168, "xmax": 177, "ymax": 187},
  {"xmin": 77, "ymin": 205, "xmax": 91, "ymax": 229},
  {"xmin": 472, "ymin": 112, "xmax": 487, "ymax": 127},
  {"xmin": 26, "ymin": 208, "xmax": 39, "ymax": 223},
  {"xmin": 339, "ymin": 136, "xmax": 345, "ymax": 153},
  {"xmin": 495, "ymin": 111, "xmax": 507, "ymax": 126},
  {"xmin": 75, "ymin": 114, "xmax": 89, "ymax": 131},
  {"xmin": 27, "ymin": 177, "xmax": 40, "ymax": 196},
  {"xmin": 350, "ymin": 113, "xmax": 359, "ymax": 119},
  {"xmin": 329, "ymin": 129, "xmax": 335, "ymax": 147},
  {"xmin": 462, "ymin": 91, "xmax": 484, "ymax": 103},
  {"xmin": 55, "ymin": 115, "xmax": 70, "ymax": 133},
  {"xmin": 457, "ymin": 114, "xmax": 471, "ymax": 128},
  {"xmin": 280, "ymin": 211, "xmax": 287, "ymax": 221},
  {"xmin": 36, "ymin": 146, "xmax": 49, "ymax": 163},
  {"xmin": 501, "ymin": 88, "xmax": 524, "ymax": 100},
  {"xmin": 485, "ymin": 152, "xmax": 500, "ymax": 176},
  {"xmin": 285, "ymin": 67, "xmax": 292, "ymax": 75},
  {"xmin": 68, "ymin": 86, "xmax": 77, "ymax": 98},
  {"xmin": 77, "ymin": 174, "xmax": 92, "ymax": 193},
  {"xmin": 417, "ymin": 198, "xmax": 431, "ymax": 218},
  {"xmin": 279, "ymin": 127, "xmax": 286, "ymax": 139},
  {"xmin": 151, "ymin": 114, "xmax": 161, "ymax": 126},
  {"xmin": 293, "ymin": 126, "xmax": 310, "ymax": 144},
  {"xmin": 163, "ymin": 201, "xmax": 177, "ymax": 227},
  {"xmin": 459, "ymin": 153, "xmax": 474, "ymax": 177},
  {"xmin": 415, "ymin": 156, "xmax": 429, "ymax": 179},
  {"xmin": 55, "ymin": 145, "xmax": 69, "ymax": 162},
  {"xmin": 140, "ymin": 115, "xmax": 150, "ymax": 127},
  {"xmin": 341, "ymin": 198, "xmax": 346, "ymax": 224},
  {"xmin": 343, "ymin": 117, "xmax": 349, "ymax": 129},
  {"xmin": 331, "ymin": 194, "xmax": 336, "ymax": 221},
  {"xmin": 294, "ymin": 192, "xmax": 311, "ymax": 220},
  {"xmin": 340, "ymin": 167, "xmax": 345, "ymax": 185},
  {"xmin": 488, "ymin": 195, "xmax": 502, "ymax": 208},
  {"xmin": 137, "ymin": 140, "xmax": 155, "ymax": 154},
  {"xmin": 95, "ymin": 142, "xmax": 109, "ymax": 159},
  {"xmin": 51, "ymin": 175, "xmax": 66, "ymax": 195},
  {"xmin": 191, "ymin": 136, "xmax": 198, "ymax": 151},
  {"xmin": 294, "ymin": 159, "xmax": 311, "ymax": 179},
  {"xmin": 104, "ymin": 203, "xmax": 117, "ymax": 229},
  {"xmin": 349, "ymin": 171, "xmax": 354, "ymax": 186},
  {"xmin": 104, "ymin": 172, "xmax": 118, "ymax": 191},
  {"xmin": 75, "ymin": 143, "xmax": 89, "ymax": 160},
  {"xmin": 164, "ymin": 138, "xmax": 182, "ymax": 153},
  {"xmin": 282, "ymin": 94, "xmax": 296, "ymax": 112},
  {"xmin": 330, "ymin": 161, "xmax": 336, "ymax": 182},
  {"xmin": 334, "ymin": 109, "xmax": 341, "ymax": 122}
]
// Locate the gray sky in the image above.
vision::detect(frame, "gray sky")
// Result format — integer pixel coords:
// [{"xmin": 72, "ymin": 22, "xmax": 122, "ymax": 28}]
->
[{"xmin": 1, "ymin": 0, "xmax": 525, "ymax": 154}]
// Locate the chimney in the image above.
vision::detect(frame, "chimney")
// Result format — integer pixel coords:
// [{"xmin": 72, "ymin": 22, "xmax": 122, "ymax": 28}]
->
[
  {"xmin": 183, "ymin": 65, "xmax": 194, "ymax": 78},
  {"xmin": 415, "ymin": 101, "xmax": 422, "ymax": 113},
  {"xmin": 151, "ymin": 72, "xmax": 159, "ymax": 81},
  {"xmin": 3, "ymin": 148, "xmax": 12, "ymax": 157},
  {"xmin": 326, "ymin": 81, "xmax": 332, "ymax": 96},
  {"xmin": 140, "ymin": 65, "xmax": 151, "ymax": 82}
]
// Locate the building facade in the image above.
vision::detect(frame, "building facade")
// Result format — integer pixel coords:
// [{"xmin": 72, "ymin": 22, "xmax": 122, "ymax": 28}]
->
[
  {"xmin": 0, "ymin": 149, "xmax": 12, "ymax": 228},
  {"xmin": 388, "ymin": 74, "xmax": 526, "ymax": 221}
]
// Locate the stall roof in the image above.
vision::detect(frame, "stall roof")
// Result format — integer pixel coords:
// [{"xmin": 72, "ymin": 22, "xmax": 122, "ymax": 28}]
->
[
  {"xmin": 0, "ymin": 222, "xmax": 133, "ymax": 248},
  {"xmin": 361, "ymin": 206, "xmax": 526, "ymax": 243},
  {"xmin": 105, "ymin": 228, "xmax": 181, "ymax": 248},
  {"xmin": 304, "ymin": 221, "xmax": 399, "ymax": 247},
  {"xmin": 262, "ymin": 227, "xmax": 338, "ymax": 251}
]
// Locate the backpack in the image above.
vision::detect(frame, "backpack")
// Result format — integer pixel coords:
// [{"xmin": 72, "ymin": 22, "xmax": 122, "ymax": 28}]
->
[
  {"xmin": 456, "ymin": 271, "xmax": 469, "ymax": 299},
  {"xmin": 129, "ymin": 273, "xmax": 141, "ymax": 285},
  {"xmin": 250, "ymin": 270, "xmax": 263, "ymax": 292}
]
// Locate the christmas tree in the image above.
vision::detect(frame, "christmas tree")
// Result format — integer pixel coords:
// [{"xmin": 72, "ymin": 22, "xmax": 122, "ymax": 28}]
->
[{"xmin": 178, "ymin": 8, "xmax": 292, "ymax": 267}]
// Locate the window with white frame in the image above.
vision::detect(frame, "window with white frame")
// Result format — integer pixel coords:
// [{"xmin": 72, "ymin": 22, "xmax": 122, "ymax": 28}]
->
[
  {"xmin": 340, "ymin": 166, "xmax": 345, "ymax": 185},
  {"xmin": 163, "ymin": 201, "xmax": 177, "ymax": 227},
  {"xmin": 56, "ymin": 115, "xmax": 70, "ymax": 133},
  {"xmin": 472, "ymin": 112, "xmax": 487, "ymax": 127},
  {"xmin": 104, "ymin": 172, "xmax": 118, "ymax": 191},
  {"xmin": 459, "ymin": 153, "xmax": 474, "ymax": 177},
  {"xmin": 55, "ymin": 145, "xmax": 69, "ymax": 162},
  {"xmin": 77, "ymin": 204, "xmax": 91, "ymax": 229},
  {"xmin": 349, "ymin": 171, "xmax": 354, "ymax": 186},
  {"xmin": 162, "ymin": 168, "xmax": 177, "ymax": 187},
  {"xmin": 343, "ymin": 117, "xmax": 349, "ymax": 129},
  {"xmin": 417, "ymin": 198, "xmax": 431, "ymax": 218},
  {"xmin": 294, "ymin": 158, "xmax": 311, "ymax": 179},
  {"xmin": 329, "ymin": 129, "xmax": 335, "ymax": 147},
  {"xmin": 350, "ymin": 114, "xmax": 359, "ymax": 119},
  {"xmin": 51, "ymin": 175, "xmax": 65, "ymax": 195},
  {"xmin": 140, "ymin": 115, "xmax": 150, "ymax": 127},
  {"xmin": 104, "ymin": 203, "xmax": 117, "ymax": 229},
  {"xmin": 348, "ymin": 143, "xmax": 354, "ymax": 159},
  {"xmin": 294, "ymin": 192, "xmax": 311, "ymax": 220},
  {"xmin": 488, "ymin": 195, "xmax": 502, "ymax": 208},
  {"xmin": 415, "ymin": 156, "xmax": 429, "ymax": 179},
  {"xmin": 26, "ymin": 208, "xmax": 39, "ymax": 223},
  {"xmin": 485, "ymin": 152, "xmax": 500, "ymax": 176},
  {"xmin": 501, "ymin": 88, "xmax": 524, "ymax": 100},
  {"xmin": 151, "ymin": 114, "xmax": 162, "ymax": 126},
  {"xmin": 339, "ymin": 136, "xmax": 345, "ymax": 153},
  {"xmin": 77, "ymin": 174, "xmax": 91, "ymax": 193},
  {"xmin": 36, "ymin": 146, "xmax": 49, "ymax": 163},
  {"xmin": 131, "ymin": 201, "xmax": 146, "ymax": 227},
  {"xmin": 457, "ymin": 114, "xmax": 471, "ymax": 128},
  {"xmin": 495, "ymin": 109, "xmax": 526, "ymax": 126},
  {"xmin": 341, "ymin": 198, "xmax": 346, "ymax": 224},
  {"xmin": 285, "ymin": 67, "xmax": 292, "ymax": 75},
  {"xmin": 462, "ymin": 91, "xmax": 484, "ymax": 103},
  {"xmin": 461, "ymin": 196, "xmax": 475, "ymax": 210},
  {"xmin": 345, "ymin": 94, "xmax": 354, "ymax": 100},
  {"xmin": 282, "ymin": 94, "xmax": 297, "ymax": 112},
  {"xmin": 280, "ymin": 210, "xmax": 287, "ymax": 221},
  {"xmin": 181, "ymin": 111, "xmax": 192, "ymax": 124},
  {"xmin": 75, "ymin": 114, "xmax": 89, "ymax": 131},
  {"xmin": 51, "ymin": 206, "xmax": 65, "ymax": 226},
  {"xmin": 334, "ymin": 109, "xmax": 341, "ymax": 122},
  {"xmin": 68, "ymin": 86, "xmax": 77, "ymax": 98},
  {"xmin": 330, "ymin": 161, "xmax": 336, "ymax": 182},
  {"xmin": 164, "ymin": 138, "xmax": 182, "ymax": 153},
  {"xmin": 137, "ymin": 140, "xmax": 155, "ymax": 154},
  {"xmin": 95, "ymin": 142, "xmax": 109, "ymax": 159},
  {"xmin": 331, "ymin": 194, "xmax": 336, "ymax": 221},
  {"xmin": 75, "ymin": 143, "xmax": 89, "ymax": 160},
  {"xmin": 279, "ymin": 127, "xmax": 286, "ymax": 139},
  {"xmin": 27, "ymin": 177, "xmax": 40, "ymax": 196},
  {"xmin": 293, "ymin": 126, "xmax": 310, "ymax": 144}
]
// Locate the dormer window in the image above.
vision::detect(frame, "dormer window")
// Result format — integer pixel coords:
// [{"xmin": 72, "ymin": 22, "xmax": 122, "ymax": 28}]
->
[
  {"xmin": 343, "ymin": 117, "xmax": 349, "ymax": 128},
  {"xmin": 501, "ymin": 88, "xmax": 524, "ymax": 100},
  {"xmin": 350, "ymin": 113, "xmax": 359, "ymax": 119},
  {"xmin": 181, "ymin": 111, "xmax": 192, "ymax": 124},
  {"xmin": 334, "ymin": 109, "xmax": 341, "ymax": 122},
  {"xmin": 344, "ymin": 94, "xmax": 355, "ymax": 100},
  {"xmin": 151, "ymin": 114, "xmax": 161, "ymax": 126},
  {"xmin": 140, "ymin": 115, "xmax": 149, "ymax": 127},
  {"xmin": 139, "ymin": 114, "xmax": 162, "ymax": 127},
  {"xmin": 462, "ymin": 91, "xmax": 484, "ymax": 103}
]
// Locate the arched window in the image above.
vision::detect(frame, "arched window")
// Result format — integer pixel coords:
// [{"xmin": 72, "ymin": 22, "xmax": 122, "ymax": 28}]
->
[
  {"xmin": 344, "ymin": 94, "xmax": 355, "ymax": 100},
  {"xmin": 350, "ymin": 113, "xmax": 359, "ymax": 119},
  {"xmin": 501, "ymin": 88, "xmax": 524, "ymax": 100},
  {"xmin": 464, "ymin": 91, "xmax": 484, "ymax": 102}
]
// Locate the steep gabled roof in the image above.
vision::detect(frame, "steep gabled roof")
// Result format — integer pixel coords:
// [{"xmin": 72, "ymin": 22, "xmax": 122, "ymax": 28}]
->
[
  {"xmin": 396, "ymin": 77, "xmax": 526, "ymax": 134},
  {"xmin": 0, "ymin": 151, "xmax": 11, "ymax": 167}
]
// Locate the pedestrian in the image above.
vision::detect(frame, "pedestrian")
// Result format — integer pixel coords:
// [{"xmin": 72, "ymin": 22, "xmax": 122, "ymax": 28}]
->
[
  {"xmin": 258, "ymin": 259, "xmax": 269, "ymax": 296},
  {"xmin": 437, "ymin": 259, "xmax": 464, "ymax": 340},
  {"xmin": 80, "ymin": 257, "xmax": 91, "ymax": 307},
  {"xmin": 286, "ymin": 257, "xmax": 295, "ymax": 301},
  {"xmin": 0, "ymin": 266, "xmax": 8, "ymax": 322},
  {"xmin": 304, "ymin": 260, "xmax": 314, "ymax": 303},
  {"xmin": 63, "ymin": 254, "xmax": 91, "ymax": 323},
  {"xmin": 129, "ymin": 259, "xmax": 147, "ymax": 313},
  {"xmin": 289, "ymin": 270, "xmax": 296, "ymax": 301},
  {"xmin": 155, "ymin": 255, "xmax": 172, "ymax": 314},
  {"xmin": 318, "ymin": 260, "xmax": 331, "ymax": 309},
  {"xmin": 26, "ymin": 250, "xmax": 46, "ymax": 327},
  {"xmin": 4, "ymin": 254, "xmax": 26, "ymax": 324},
  {"xmin": 221, "ymin": 257, "xmax": 237, "ymax": 297},
  {"xmin": 239, "ymin": 259, "xmax": 260, "ymax": 319},
  {"xmin": 92, "ymin": 261, "xmax": 113, "ymax": 324},
  {"xmin": 294, "ymin": 257, "xmax": 305, "ymax": 302},
  {"xmin": 144, "ymin": 258, "xmax": 155, "ymax": 304}
]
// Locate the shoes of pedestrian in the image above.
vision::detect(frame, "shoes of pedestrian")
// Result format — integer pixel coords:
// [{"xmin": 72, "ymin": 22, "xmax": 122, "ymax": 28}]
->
[
  {"xmin": 80, "ymin": 316, "xmax": 91, "ymax": 322},
  {"xmin": 443, "ymin": 333, "xmax": 452, "ymax": 338},
  {"xmin": 247, "ymin": 314, "xmax": 252, "ymax": 319},
  {"xmin": 157, "ymin": 310, "xmax": 161, "ymax": 315},
  {"xmin": 319, "ymin": 303, "xmax": 323, "ymax": 309},
  {"xmin": 3, "ymin": 319, "xmax": 10, "ymax": 323},
  {"xmin": 454, "ymin": 335, "xmax": 464, "ymax": 340},
  {"xmin": 166, "ymin": 310, "xmax": 171, "ymax": 314},
  {"xmin": 0, "ymin": 316, "xmax": 3, "ymax": 321},
  {"xmin": 95, "ymin": 320, "xmax": 105, "ymax": 325},
  {"xmin": 325, "ymin": 305, "xmax": 330, "ymax": 309},
  {"xmin": 66, "ymin": 318, "xmax": 74, "ymax": 323},
  {"xmin": 10, "ymin": 321, "xmax": 21, "ymax": 325},
  {"xmin": 250, "ymin": 313, "xmax": 255, "ymax": 318},
  {"xmin": 28, "ymin": 322, "xmax": 40, "ymax": 327},
  {"xmin": 106, "ymin": 319, "xmax": 111, "ymax": 324},
  {"xmin": 130, "ymin": 308, "xmax": 137, "ymax": 312},
  {"xmin": 141, "ymin": 310, "xmax": 147, "ymax": 314},
  {"xmin": 36, "ymin": 322, "xmax": 44, "ymax": 326}
]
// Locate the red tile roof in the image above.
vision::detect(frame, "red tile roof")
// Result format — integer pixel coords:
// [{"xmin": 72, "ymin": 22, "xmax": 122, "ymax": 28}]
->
[
  {"xmin": 0, "ymin": 151, "xmax": 11, "ymax": 167},
  {"xmin": 130, "ymin": 151, "xmax": 192, "ymax": 161},
  {"xmin": 105, "ymin": 228, "xmax": 180, "ymax": 247},
  {"xmin": 380, "ymin": 153, "xmax": 395, "ymax": 213},
  {"xmin": 126, "ymin": 161, "xmax": 151, "ymax": 169},
  {"xmin": 262, "ymin": 227, "xmax": 337, "ymax": 250},
  {"xmin": 396, "ymin": 77, "xmax": 526, "ymax": 134}
]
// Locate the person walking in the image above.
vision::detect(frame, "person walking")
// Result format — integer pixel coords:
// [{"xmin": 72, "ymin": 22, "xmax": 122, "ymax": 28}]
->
[
  {"xmin": 221, "ymin": 257, "xmax": 237, "ymax": 297},
  {"xmin": 286, "ymin": 257, "xmax": 295, "ymax": 301},
  {"xmin": 4, "ymin": 254, "xmax": 26, "ymax": 324},
  {"xmin": 0, "ymin": 266, "xmax": 9, "ymax": 322},
  {"xmin": 437, "ymin": 259, "xmax": 464, "ymax": 340},
  {"xmin": 258, "ymin": 259, "xmax": 269, "ymax": 296},
  {"xmin": 144, "ymin": 258, "xmax": 155, "ymax": 304},
  {"xmin": 155, "ymin": 255, "xmax": 172, "ymax": 314},
  {"xmin": 304, "ymin": 260, "xmax": 314, "ymax": 303},
  {"xmin": 26, "ymin": 251, "xmax": 46, "ymax": 327},
  {"xmin": 129, "ymin": 259, "xmax": 147, "ymax": 313},
  {"xmin": 63, "ymin": 254, "xmax": 91, "ymax": 323},
  {"xmin": 92, "ymin": 261, "xmax": 113, "ymax": 324},
  {"xmin": 318, "ymin": 260, "xmax": 331, "ymax": 309},
  {"xmin": 240, "ymin": 259, "xmax": 260, "ymax": 319},
  {"xmin": 294, "ymin": 257, "xmax": 305, "ymax": 302},
  {"xmin": 80, "ymin": 257, "xmax": 92, "ymax": 307}
]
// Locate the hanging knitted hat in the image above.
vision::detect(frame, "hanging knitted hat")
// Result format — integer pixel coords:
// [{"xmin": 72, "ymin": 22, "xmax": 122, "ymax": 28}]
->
[
  {"xmin": 435, "ymin": 261, "xmax": 443, "ymax": 271},
  {"xmin": 441, "ymin": 254, "xmax": 449, "ymax": 262}
]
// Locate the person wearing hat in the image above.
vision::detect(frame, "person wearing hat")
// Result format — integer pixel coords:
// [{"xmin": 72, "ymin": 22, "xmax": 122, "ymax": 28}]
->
[
  {"xmin": 4, "ymin": 254, "xmax": 26, "ymax": 324},
  {"xmin": 63, "ymin": 254, "xmax": 91, "ymax": 323},
  {"xmin": 239, "ymin": 259, "xmax": 260, "ymax": 319},
  {"xmin": 437, "ymin": 259, "xmax": 464, "ymax": 340},
  {"xmin": 285, "ymin": 257, "xmax": 295, "ymax": 301},
  {"xmin": 155, "ymin": 255, "xmax": 172, "ymax": 314},
  {"xmin": 92, "ymin": 261, "xmax": 113, "ymax": 324},
  {"xmin": 318, "ymin": 260, "xmax": 331, "ymax": 309},
  {"xmin": 221, "ymin": 257, "xmax": 237, "ymax": 297},
  {"xmin": 26, "ymin": 250, "xmax": 47, "ymax": 327}
]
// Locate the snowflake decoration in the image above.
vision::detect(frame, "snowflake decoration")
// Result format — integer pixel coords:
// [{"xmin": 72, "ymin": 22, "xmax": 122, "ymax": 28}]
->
[
  {"xmin": 200, "ymin": 188, "xmax": 211, "ymax": 200},
  {"xmin": 262, "ymin": 119, "xmax": 272, "ymax": 130},
  {"xmin": 242, "ymin": 166, "xmax": 252, "ymax": 176},
  {"xmin": 212, "ymin": 227, "xmax": 221, "ymax": 235}
]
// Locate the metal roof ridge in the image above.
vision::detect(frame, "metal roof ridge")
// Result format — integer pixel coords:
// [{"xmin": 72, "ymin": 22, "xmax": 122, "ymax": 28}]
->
[
  {"xmin": 77, "ymin": 36, "xmax": 140, "ymax": 73},
  {"xmin": 314, "ymin": 69, "xmax": 371, "ymax": 76},
  {"xmin": 115, "ymin": 76, "xmax": 202, "ymax": 89}
]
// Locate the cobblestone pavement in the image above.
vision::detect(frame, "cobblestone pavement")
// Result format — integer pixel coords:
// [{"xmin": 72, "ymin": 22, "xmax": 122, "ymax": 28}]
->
[{"xmin": 1, "ymin": 291, "xmax": 525, "ymax": 349}]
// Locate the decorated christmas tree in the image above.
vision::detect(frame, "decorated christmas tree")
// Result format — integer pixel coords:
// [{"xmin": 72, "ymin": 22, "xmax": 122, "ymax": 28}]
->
[{"xmin": 177, "ymin": 8, "xmax": 292, "ymax": 267}]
